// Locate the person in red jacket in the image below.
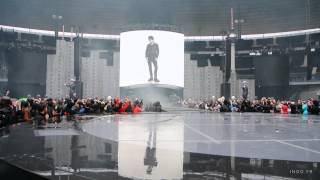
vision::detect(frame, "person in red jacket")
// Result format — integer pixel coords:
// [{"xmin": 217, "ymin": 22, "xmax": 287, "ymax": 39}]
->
[
  {"xmin": 281, "ymin": 102, "xmax": 289, "ymax": 114},
  {"xmin": 133, "ymin": 104, "xmax": 142, "ymax": 114},
  {"xmin": 124, "ymin": 99, "xmax": 132, "ymax": 113},
  {"xmin": 119, "ymin": 97, "xmax": 131, "ymax": 114},
  {"xmin": 118, "ymin": 101, "xmax": 126, "ymax": 113},
  {"xmin": 113, "ymin": 97, "xmax": 121, "ymax": 113}
]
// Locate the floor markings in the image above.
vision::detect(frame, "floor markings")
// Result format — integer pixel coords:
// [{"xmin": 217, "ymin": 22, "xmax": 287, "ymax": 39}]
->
[
  {"xmin": 275, "ymin": 140, "xmax": 320, "ymax": 154},
  {"xmin": 184, "ymin": 123, "xmax": 221, "ymax": 144}
]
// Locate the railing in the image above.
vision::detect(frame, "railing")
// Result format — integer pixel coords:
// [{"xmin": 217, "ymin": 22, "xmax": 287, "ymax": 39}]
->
[{"xmin": 1, "ymin": 25, "xmax": 320, "ymax": 41}]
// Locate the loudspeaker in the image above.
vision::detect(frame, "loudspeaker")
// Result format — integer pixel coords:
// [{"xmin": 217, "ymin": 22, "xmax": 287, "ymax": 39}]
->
[
  {"xmin": 254, "ymin": 55, "xmax": 289, "ymax": 99},
  {"xmin": 6, "ymin": 50, "xmax": 47, "ymax": 97},
  {"xmin": 74, "ymin": 80, "xmax": 83, "ymax": 99},
  {"xmin": 220, "ymin": 83, "xmax": 230, "ymax": 99},
  {"xmin": 106, "ymin": 52, "xmax": 114, "ymax": 66},
  {"xmin": 225, "ymin": 38, "xmax": 231, "ymax": 82},
  {"xmin": 254, "ymin": 55, "xmax": 289, "ymax": 86},
  {"xmin": 306, "ymin": 53, "xmax": 314, "ymax": 80},
  {"xmin": 74, "ymin": 37, "xmax": 81, "ymax": 81}
]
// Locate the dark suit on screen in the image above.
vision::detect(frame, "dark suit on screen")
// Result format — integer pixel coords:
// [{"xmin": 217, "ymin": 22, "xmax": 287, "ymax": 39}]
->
[{"xmin": 145, "ymin": 43, "xmax": 159, "ymax": 80}]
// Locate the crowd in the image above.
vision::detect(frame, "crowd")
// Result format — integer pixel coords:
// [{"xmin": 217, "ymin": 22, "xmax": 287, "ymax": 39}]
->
[
  {"xmin": 1, "ymin": 91, "xmax": 319, "ymax": 130},
  {"xmin": 181, "ymin": 96, "xmax": 320, "ymax": 115},
  {"xmin": 0, "ymin": 95, "xmax": 144, "ymax": 128}
]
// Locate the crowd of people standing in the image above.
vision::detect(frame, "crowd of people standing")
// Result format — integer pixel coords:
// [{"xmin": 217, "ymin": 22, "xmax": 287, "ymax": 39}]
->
[
  {"xmin": 181, "ymin": 96, "xmax": 320, "ymax": 115},
  {"xmin": 0, "ymin": 95, "xmax": 143, "ymax": 128},
  {"xmin": 1, "ymin": 91, "xmax": 320, "ymax": 130}
]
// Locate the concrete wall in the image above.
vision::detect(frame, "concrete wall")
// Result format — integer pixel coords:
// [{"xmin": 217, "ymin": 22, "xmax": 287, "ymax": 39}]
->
[
  {"xmin": 46, "ymin": 40, "xmax": 74, "ymax": 98},
  {"xmin": 81, "ymin": 51, "xmax": 119, "ymax": 98}
]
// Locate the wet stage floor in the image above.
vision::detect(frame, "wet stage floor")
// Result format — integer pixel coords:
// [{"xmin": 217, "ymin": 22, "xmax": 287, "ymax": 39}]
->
[{"xmin": 0, "ymin": 111, "xmax": 320, "ymax": 179}]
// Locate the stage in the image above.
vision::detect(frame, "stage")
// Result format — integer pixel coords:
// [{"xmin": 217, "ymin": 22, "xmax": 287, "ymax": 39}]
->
[
  {"xmin": 0, "ymin": 110, "xmax": 319, "ymax": 179},
  {"xmin": 120, "ymin": 83, "xmax": 183, "ymax": 104}
]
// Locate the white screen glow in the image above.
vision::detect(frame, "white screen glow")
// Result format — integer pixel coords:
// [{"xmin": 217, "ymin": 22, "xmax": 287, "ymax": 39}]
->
[{"xmin": 120, "ymin": 30, "xmax": 184, "ymax": 87}]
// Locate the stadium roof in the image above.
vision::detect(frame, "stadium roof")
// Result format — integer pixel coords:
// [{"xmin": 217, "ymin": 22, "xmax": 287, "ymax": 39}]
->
[{"xmin": 0, "ymin": 0, "xmax": 319, "ymax": 36}]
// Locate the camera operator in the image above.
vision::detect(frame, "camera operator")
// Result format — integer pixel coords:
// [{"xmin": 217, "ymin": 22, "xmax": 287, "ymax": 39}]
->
[
  {"xmin": 0, "ymin": 96, "xmax": 14, "ymax": 135},
  {"xmin": 33, "ymin": 102, "xmax": 48, "ymax": 128}
]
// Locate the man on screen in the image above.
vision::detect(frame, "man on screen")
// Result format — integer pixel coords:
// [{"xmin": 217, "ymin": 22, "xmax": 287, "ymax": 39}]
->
[{"xmin": 145, "ymin": 36, "xmax": 159, "ymax": 82}]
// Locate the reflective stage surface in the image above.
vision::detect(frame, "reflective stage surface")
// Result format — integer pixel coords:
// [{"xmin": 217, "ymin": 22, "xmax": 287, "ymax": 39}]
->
[{"xmin": 0, "ymin": 111, "xmax": 320, "ymax": 179}]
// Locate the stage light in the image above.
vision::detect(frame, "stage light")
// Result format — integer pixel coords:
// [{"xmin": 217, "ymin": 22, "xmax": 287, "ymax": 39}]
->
[
  {"xmin": 229, "ymin": 33, "xmax": 236, "ymax": 38},
  {"xmin": 255, "ymin": 51, "xmax": 262, "ymax": 56},
  {"xmin": 249, "ymin": 52, "xmax": 256, "ymax": 56},
  {"xmin": 52, "ymin": 14, "xmax": 63, "ymax": 20},
  {"xmin": 234, "ymin": 19, "xmax": 245, "ymax": 24}
]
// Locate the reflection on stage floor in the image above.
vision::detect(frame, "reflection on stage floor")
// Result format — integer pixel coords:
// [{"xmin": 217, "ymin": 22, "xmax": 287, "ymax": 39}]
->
[{"xmin": 0, "ymin": 111, "xmax": 319, "ymax": 179}]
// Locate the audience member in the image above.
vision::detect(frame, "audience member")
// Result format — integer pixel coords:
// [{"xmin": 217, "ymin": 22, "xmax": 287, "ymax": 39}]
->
[{"xmin": 182, "ymin": 96, "xmax": 320, "ymax": 115}]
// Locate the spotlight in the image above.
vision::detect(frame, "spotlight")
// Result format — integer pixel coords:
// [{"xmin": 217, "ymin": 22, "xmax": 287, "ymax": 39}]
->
[
  {"xmin": 249, "ymin": 52, "xmax": 256, "ymax": 56},
  {"xmin": 256, "ymin": 51, "xmax": 262, "ymax": 56},
  {"xmin": 229, "ymin": 33, "xmax": 236, "ymax": 38}
]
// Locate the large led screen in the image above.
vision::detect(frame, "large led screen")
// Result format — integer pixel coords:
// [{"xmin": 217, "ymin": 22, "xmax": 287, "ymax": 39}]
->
[{"xmin": 120, "ymin": 30, "xmax": 184, "ymax": 87}]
